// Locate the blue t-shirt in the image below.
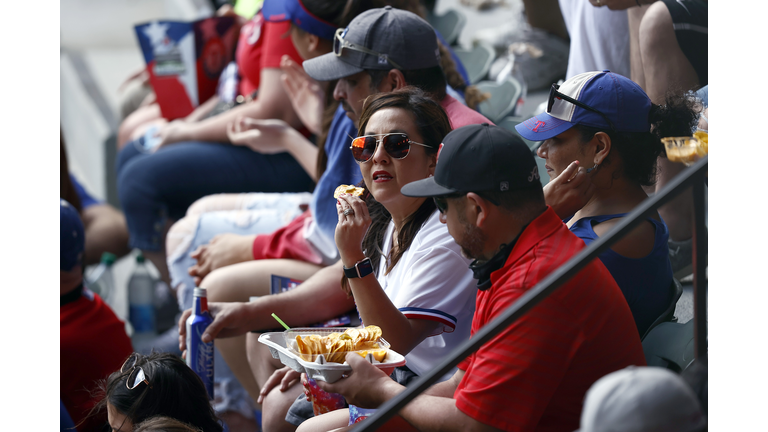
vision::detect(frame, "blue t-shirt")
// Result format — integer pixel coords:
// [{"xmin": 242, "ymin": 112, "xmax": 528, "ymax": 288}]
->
[
  {"xmin": 566, "ymin": 213, "xmax": 673, "ymax": 336},
  {"xmin": 70, "ymin": 173, "xmax": 100, "ymax": 209},
  {"xmin": 309, "ymin": 105, "xmax": 362, "ymax": 241}
]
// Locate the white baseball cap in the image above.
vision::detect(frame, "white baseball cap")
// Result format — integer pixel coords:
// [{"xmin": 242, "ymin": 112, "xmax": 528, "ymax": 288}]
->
[{"xmin": 576, "ymin": 366, "xmax": 706, "ymax": 432}]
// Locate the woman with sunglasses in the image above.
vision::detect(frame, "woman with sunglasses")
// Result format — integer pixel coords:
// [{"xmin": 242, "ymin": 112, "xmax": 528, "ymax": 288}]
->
[
  {"xmin": 515, "ymin": 70, "xmax": 700, "ymax": 337},
  {"xmin": 93, "ymin": 352, "xmax": 224, "ymax": 432},
  {"xmin": 247, "ymin": 87, "xmax": 477, "ymax": 431}
]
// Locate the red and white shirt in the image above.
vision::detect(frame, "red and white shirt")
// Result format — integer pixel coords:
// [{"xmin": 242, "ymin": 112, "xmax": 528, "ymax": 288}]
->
[{"xmin": 454, "ymin": 207, "xmax": 646, "ymax": 432}]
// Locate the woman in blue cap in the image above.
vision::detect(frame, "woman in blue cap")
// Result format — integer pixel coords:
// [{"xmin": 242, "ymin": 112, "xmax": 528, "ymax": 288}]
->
[{"xmin": 515, "ymin": 70, "xmax": 699, "ymax": 337}]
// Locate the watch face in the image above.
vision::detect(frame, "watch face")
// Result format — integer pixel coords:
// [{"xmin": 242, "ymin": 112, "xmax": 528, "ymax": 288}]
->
[
  {"xmin": 357, "ymin": 258, "xmax": 373, "ymax": 277},
  {"xmin": 345, "ymin": 258, "xmax": 373, "ymax": 278}
]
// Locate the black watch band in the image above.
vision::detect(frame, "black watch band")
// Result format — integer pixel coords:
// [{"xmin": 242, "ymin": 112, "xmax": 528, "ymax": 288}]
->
[{"xmin": 343, "ymin": 257, "xmax": 374, "ymax": 279}]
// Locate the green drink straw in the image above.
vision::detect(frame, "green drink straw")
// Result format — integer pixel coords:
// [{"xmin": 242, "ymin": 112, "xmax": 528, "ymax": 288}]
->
[{"xmin": 271, "ymin": 313, "xmax": 291, "ymax": 330}]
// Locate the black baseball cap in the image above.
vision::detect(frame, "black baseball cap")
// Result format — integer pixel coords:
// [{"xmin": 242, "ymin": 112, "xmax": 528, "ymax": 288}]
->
[
  {"xmin": 401, "ymin": 124, "xmax": 542, "ymax": 198},
  {"xmin": 303, "ymin": 6, "xmax": 441, "ymax": 82}
]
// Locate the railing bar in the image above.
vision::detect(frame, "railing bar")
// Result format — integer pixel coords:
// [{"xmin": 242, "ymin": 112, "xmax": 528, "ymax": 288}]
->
[
  {"xmin": 692, "ymin": 178, "xmax": 708, "ymax": 358},
  {"xmin": 354, "ymin": 157, "xmax": 708, "ymax": 431}
]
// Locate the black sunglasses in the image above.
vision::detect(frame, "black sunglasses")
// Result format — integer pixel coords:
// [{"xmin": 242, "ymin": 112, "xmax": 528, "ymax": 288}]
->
[
  {"xmin": 121, "ymin": 353, "xmax": 152, "ymax": 390},
  {"xmin": 350, "ymin": 133, "xmax": 430, "ymax": 163},
  {"xmin": 547, "ymin": 84, "xmax": 615, "ymax": 130}
]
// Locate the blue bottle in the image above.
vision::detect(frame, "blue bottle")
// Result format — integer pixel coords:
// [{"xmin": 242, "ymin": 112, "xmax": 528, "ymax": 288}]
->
[{"xmin": 186, "ymin": 287, "xmax": 214, "ymax": 399}]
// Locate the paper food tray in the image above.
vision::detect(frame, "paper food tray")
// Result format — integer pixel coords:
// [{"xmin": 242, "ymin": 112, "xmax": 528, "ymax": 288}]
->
[{"xmin": 258, "ymin": 329, "xmax": 406, "ymax": 383}]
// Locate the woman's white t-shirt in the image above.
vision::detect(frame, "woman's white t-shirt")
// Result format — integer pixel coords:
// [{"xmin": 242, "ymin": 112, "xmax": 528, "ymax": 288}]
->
[{"xmin": 374, "ymin": 210, "xmax": 477, "ymax": 378}]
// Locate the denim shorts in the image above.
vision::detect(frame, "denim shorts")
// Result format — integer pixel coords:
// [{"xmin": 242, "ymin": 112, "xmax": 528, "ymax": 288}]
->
[{"xmin": 116, "ymin": 140, "xmax": 314, "ymax": 251}]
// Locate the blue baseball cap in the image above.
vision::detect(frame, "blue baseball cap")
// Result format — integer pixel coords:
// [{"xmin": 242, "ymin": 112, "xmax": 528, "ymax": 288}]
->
[
  {"xmin": 515, "ymin": 70, "xmax": 652, "ymax": 141},
  {"xmin": 261, "ymin": 0, "xmax": 338, "ymax": 41},
  {"xmin": 61, "ymin": 199, "xmax": 84, "ymax": 271}
]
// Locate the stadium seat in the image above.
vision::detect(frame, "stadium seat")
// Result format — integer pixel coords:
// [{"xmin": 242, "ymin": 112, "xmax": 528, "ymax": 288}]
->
[
  {"xmin": 453, "ymin": 42, "xmax": 495, "ymax": 84},
  {"xmin": 427, "ymin": 9, "xmax": 467, "ymax": 46},
  {"xmin": 641, "ymin": 320, "xmax": 696, "ymax": 373},
  {"xmin": 641, "ymin": 278, "xmax": 684, "ymax": 341},
  {"xmin": 474, "ymin": 77, "xmax": 523, "ymax": 124}
]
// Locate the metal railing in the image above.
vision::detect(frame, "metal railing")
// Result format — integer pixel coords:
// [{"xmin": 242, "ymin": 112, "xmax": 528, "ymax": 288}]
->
[{"xmin": 355, "ymin": 156, "xmax": 708, "ymax": 431}]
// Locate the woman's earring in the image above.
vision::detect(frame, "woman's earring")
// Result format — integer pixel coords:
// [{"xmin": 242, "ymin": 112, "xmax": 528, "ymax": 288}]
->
[{"xmin": 585, "ymin": 163, "xmax": 599, "ymax": 173}]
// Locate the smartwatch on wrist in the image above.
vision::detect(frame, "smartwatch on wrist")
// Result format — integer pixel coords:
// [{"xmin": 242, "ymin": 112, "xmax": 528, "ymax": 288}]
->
[{"xmin": 343, "ymin": 257, "xmax": 374, "ymax": 279}]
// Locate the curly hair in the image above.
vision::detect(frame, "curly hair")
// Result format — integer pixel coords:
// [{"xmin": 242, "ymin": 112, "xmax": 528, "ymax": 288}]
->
[{"xmin": 575, "ymin": 90, "xmax": 699, "ymax": 187}]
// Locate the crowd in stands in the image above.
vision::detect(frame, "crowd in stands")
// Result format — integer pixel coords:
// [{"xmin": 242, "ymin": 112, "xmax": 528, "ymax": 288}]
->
[{"xmin": 61, "ymin": 0, "xmax": 708, "ymax": 431}]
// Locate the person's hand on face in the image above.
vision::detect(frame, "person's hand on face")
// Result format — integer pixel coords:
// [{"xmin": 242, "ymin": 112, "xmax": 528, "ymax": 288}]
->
[
  {"xmin": 543, "ymin": 161, "xmax": 596, "ymax": 219},
  {"xmin": 227, "ymin": 116, "xmax": 295, "ymax": 154},
  {"xmin": 315, "ymin": 353, "xmax": 402, "ymax": 408},
  {"xmin": 280, "ymin": 56, "xmax": 325, "ymax": 135},
  {"xmin": 188, "ymin": 233, "xmax": 256, "ymax": 286}
]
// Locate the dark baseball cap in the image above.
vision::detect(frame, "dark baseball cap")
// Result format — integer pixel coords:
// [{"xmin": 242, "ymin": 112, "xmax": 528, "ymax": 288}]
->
[
  {"xmin": 401, "ymin": 124, "xmax": 542, "ymax": 198},
  {"xmin": 303, "ymin": 6, "xmax": 441, "ymax": 82},
  {"xmin": 61, "ymin": 198, "xmax": 84, "ymax": 271}
]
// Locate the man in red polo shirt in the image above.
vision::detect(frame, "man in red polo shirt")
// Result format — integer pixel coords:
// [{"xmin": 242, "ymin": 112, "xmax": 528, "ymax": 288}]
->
[{"xmin": 311, "ymin": 124, "xmax": 646, "ymax": 432}]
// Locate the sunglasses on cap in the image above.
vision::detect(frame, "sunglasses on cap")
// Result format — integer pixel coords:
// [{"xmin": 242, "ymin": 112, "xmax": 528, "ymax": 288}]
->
[
  {"xmin": 548, "ymin": 84, "xmax": 615, "ymax": 130},
  {"xmin": 351, "ymin": 133, "xmax": 430, "ymax": 163},
  {"xmin": 333, "ymin": 28, "xmax": 404, "ymax": 70},
  {"xmin": 121, "ymin": 353, "xmax": 152, "ymax": 390},
  {"xmin": 433, "ymin": 193, "xmax": 499, "ymax": 214}
]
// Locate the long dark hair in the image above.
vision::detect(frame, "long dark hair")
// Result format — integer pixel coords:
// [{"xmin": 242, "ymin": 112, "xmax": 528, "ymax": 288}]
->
[
  {"xmin": 341, "ymin": 87, "xmax": 451, "ymax": 294},
  {"xmin": 91, "ymin": 353, "xmax": 223, "ymax": 432},
  {"xmin": 576, "ymin": 90, "xmax": 699, "ymax": 187}
]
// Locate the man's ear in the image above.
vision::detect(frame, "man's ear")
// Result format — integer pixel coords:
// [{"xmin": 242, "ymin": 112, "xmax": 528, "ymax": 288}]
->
[
  {"xmin": 379, "ymin": 69, "xmax": 407, "ymax": 92},
  {"xmin": 307, "ymin": 33, "xmax": 321, "ymax": 53},
  {"xmin": 592, "ymin": 131, "xmax": 612, "ymax": 166},
  {"xmin": 465, "ymin": 192, "xmax": 491, "ymax": 228}
]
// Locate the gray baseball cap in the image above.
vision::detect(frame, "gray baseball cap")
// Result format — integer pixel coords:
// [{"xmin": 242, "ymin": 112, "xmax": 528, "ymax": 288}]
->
[{"xmin": 303, "ymin": 6, "xmax": 441, "ymax": 82}]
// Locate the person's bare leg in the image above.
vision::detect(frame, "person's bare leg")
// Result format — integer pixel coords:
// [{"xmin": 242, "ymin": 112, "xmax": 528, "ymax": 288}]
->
[
  {"xmin": 81, "ymin": 204, "xmax": 131, "ymax": 266},
  {"xmin": 296, "ymin": 410, "xmax": 350, "ymax": 432},
  {"xmin": 204, "ymin": 259, "xmax": 324, "ymax": 403},
  {"xmin": 638, "ymin": 2, "xmax": 699, "ymax": 103},
  {"xmin": 639, "ymin": 1, "xmax": 700, "ymax": 242},
  {"xmin": 248, "ymin": 334, "xmax": 304, "ymax": 432},
  {"xmin": 628, "ymin": 4, "xmax": 651, "ymax": 89},
  {"xmin": 521, "ymin": 0, "xmax": 569, "ymax": 41}
]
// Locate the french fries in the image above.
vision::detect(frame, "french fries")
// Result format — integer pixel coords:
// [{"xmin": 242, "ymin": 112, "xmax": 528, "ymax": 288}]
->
[{"xmin": 294, "ymin": 326, "xmax": 387, "ymax": 363}]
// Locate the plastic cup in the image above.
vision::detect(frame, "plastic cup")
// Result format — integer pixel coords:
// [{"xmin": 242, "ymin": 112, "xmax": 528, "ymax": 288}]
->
[{"xmin": 306, "ymin": 378, "xmax": 346, "ymax": 416}]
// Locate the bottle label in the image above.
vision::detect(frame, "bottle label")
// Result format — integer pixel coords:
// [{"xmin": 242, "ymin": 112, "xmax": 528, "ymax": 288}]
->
[
  {"xmin": 186, "ymin": 315, "xmax": 214, "ymax": 399},
  {"xmin": 130, "ymin": 304, "xmax": 156, "ymax": 333}
]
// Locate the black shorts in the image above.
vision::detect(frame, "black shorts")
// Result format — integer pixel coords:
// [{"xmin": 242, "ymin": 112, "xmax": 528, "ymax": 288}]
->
[
  {"xmin": 284, "ymin": 365, "xmax": 419, "ymax": 427},
  {"xmin": 661, "ymin": 0, "xmax": 708, "ymax": 86}
]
